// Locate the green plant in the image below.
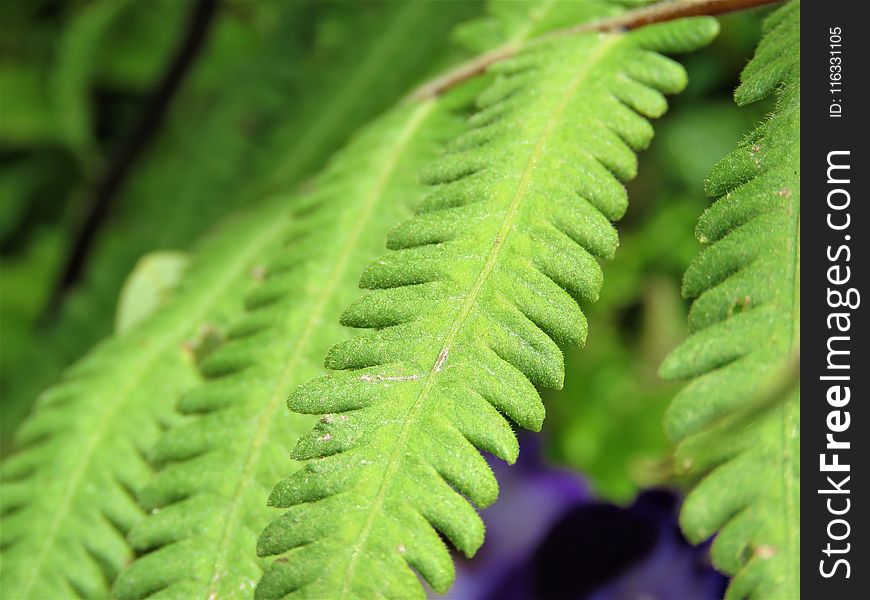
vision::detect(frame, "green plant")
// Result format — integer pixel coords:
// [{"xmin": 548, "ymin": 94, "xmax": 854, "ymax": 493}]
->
[{"xmin": 0, "ymin": 1, "xmax": 800, "ymax": 598}]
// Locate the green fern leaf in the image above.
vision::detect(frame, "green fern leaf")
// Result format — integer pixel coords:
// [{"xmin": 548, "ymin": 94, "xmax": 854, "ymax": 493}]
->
[
  {"xmin": 0, "ymin": 200, "xmax": 293, "ymax": 599},
  {"xmin": 111, "ymin": 102, "xmax": 462, "ymax": 600},
  {"xmin": 659, "ymin": 2, "xmax": 800, "ymax": 598},
  {"xmin": 257, "ymin": 18, "xmax": 718, "ymax": 599}
]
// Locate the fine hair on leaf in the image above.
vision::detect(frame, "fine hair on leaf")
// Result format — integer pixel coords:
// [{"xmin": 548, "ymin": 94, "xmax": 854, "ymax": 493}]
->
[{"xmin": 660, "ymin": 2, "xmax": 800, "ymax": 598}]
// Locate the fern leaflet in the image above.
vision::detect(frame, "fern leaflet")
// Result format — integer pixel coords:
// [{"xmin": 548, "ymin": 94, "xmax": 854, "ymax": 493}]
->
[
  {"xmin": 659, "ymin": 2, "xmax": 800, "ymax": 598},
  {"xmin": 257, "ymin": 18, "xmax": 718, "ymax": 599}
]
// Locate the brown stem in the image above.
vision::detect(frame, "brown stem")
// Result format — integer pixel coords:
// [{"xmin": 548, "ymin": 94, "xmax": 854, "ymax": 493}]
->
[
  {"xmin": 410, "ymin": 0, "xmax": 781, "ymax": 100},
  {"xmin": 409, "ymin": 45, "xmax": 519, "ymax": 102},
  {"xmin": 558, "ymin": 0, "xmax": 781, "ymax": 35}
]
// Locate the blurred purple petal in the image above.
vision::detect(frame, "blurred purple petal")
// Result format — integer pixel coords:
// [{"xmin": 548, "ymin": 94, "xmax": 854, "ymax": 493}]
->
[{"xmin": 439, "ymin": 434, "xmax": 727, "ymax": 600}]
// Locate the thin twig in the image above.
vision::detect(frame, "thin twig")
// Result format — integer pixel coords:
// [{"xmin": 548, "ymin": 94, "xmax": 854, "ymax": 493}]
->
[
  {"xmin": 46, "ymin": 0, "xmax": 220, "ymax": 317},
  {"xmin": 408, "ymin": 45, "xmax": 519, "ymax": 102},
  {"xmin": 559, "ymin": 0, "xmax": 781, "ymax": 35},
  {"xmin": 410, "ymin": 0, "xmax": 780, "ymax": 100}
]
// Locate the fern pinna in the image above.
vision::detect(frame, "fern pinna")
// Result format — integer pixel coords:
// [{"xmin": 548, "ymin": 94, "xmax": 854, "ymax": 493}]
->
[
  {"xmin": 0, "ymin": 200, "xmax": 292, "ymax": 599},
  {"xmin": 111, "ymin": 103, "xmax": 462, "ymax": 599},
  {"xmin": 660, "ymin": 2, "xmax": 800, "ymax": 598},
  {"xmin": 257, "ymin": 18, "xmax": 718, "ymax": 599}
]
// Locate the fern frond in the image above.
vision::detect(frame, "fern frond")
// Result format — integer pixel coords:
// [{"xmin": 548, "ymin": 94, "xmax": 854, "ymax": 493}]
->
[
  {"xmin": 660, "ymin": 2, "xmax": 800, "ymax": 598},
  {"xmin": 0, "ymin": 200, "xmax": 293, "ymax": 599},
  {"xmin": 110, "ymin": 102, "xmax": 461, "ymax": 600},
  {"xmin": 257, "ymin": 18, "xmax": 718, "ymax": 599}
]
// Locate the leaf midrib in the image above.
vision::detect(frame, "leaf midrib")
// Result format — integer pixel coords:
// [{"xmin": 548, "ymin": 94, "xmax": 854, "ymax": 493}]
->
[
  {"xmin": 338, "ymin": 34, "xmax": 621, "ymax": 596},
  {"xmin": 17, "ymin": 213, "xmax": 290, "ymax": 598},
  {"xmin": 204, "ymin": 101, "xmax": 437, "ymax": 599}
]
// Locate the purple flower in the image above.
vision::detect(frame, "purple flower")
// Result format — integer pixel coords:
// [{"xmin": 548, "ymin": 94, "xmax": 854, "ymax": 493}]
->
[{"xmin": 440, "ymin": 435, "xmax": 727, "ymax": 600}]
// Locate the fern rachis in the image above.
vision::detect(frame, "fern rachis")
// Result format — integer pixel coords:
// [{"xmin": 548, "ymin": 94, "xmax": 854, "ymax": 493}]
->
[{"xmin": 257, "ymin": 17, "xmax": 718, "ymax": 599}]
